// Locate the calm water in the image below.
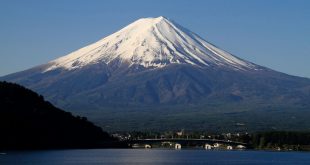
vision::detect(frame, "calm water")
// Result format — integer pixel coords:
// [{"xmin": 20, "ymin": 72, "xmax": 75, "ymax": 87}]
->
[{"xmin": 0, "ymin": 149, "xmax": 309, "ymax": 165}]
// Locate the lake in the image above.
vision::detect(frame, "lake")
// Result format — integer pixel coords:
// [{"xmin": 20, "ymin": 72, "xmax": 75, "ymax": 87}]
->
[{"xmin": 0, "ymin": 149, "xmax": 309, "ymax": 165}]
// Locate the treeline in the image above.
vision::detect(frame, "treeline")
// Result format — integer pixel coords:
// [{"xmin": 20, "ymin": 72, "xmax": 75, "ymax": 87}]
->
[
  {"xmin": 117, "ymin": 131, "xmax": 310, "ymax": 151},
  {"xmin": 0, "ymin": 81, "xmax": 121, "ymax": 150},
  {"xmin": 251, "ymin": 131, "xmax": 310, "ymax": 150}
]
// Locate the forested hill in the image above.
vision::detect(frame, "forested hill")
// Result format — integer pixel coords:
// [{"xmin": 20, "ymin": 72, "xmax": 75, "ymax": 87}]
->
[{"xmin": 0, "ymin": 81, "xmax": 114, "ymax": 150}]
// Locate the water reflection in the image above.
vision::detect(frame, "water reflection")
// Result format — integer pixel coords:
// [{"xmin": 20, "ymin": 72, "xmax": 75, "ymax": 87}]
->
[{"xmin": 1, "ymin": 149, "xmax": 310, "ymax": 165}]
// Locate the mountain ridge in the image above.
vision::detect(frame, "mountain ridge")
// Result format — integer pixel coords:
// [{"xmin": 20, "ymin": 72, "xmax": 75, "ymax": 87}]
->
[
  {"xmin": 43, "ymin": 16, "xmax": 257, "ymax": 72},
  {"xmin": 1, "ymin": 16, "xmax": 310, "ymax": 131}
]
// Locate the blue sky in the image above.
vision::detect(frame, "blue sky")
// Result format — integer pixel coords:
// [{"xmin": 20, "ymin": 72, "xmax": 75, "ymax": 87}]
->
[{"xmin": 0, "ymin": 0, "xmax": 309, "ymax": 77}]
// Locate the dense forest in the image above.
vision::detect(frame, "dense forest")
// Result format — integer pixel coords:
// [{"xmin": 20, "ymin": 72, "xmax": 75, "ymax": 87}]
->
[
  {"xmin": 251, "ymin": 131, "xmax": 310, "ymax": 151},
  {"xmin": 0, "ymin": 81, "xmax": 117, "ymax": 150}
]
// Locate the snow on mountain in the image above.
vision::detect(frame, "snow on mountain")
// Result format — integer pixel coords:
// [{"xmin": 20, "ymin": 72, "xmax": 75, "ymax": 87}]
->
[
  {"xmin": 2, "ymin": 16, "xmax": 310, "ymax": 132},
  {"xmin": 44, "ymin": 16, "xmax": 256, "ymax": 72}
]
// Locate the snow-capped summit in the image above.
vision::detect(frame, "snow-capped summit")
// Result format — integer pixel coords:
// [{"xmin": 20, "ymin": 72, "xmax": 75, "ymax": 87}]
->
[
  {"xmin": 2, "ymin": 16, "xmax": 310, "ymax": 132},
  {"xmin": 44, "ymin": 16, "xmax": 256, "ymax": 72}
]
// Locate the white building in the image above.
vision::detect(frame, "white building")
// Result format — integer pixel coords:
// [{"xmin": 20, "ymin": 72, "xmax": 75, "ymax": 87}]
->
[
  {"xmin": 145, "ymin": 144, "xmax": 152, "ymax": 149},
  {"xmin": 236, "ymin": 145, "xmax": 246, "ymax": 149},
  {"xmin": 227, "ymin": 146, "xmax": 233, "ymax": 150},
  {"xmin": 213, "ymin": 143, "xmax": 221, "ymax": 148},
  {"xmin": 175, "ymin": 143, "xmax": 182, "ymax": 149},
  {"xmin": 176, "ymin": 130, "xmax": 184, "ymax": 136},
  {"xmin": 205, "ymin": 144, "xmax": 212, "ymax": 150}
]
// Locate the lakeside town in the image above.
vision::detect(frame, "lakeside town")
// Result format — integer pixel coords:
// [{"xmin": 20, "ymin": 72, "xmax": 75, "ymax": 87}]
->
[{"xmin": 112, "ymin": 131, "xmax": 310, "ymax": 151}]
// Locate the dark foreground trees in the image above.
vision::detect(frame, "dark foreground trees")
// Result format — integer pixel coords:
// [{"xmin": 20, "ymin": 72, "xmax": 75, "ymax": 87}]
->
[
  {"xmin": 0, "ymin": 81, "xmax": 118, "ymax": 150},
  {"xmin": 251, "ymin": 131, "xmax": 310, "ymax": 151}
]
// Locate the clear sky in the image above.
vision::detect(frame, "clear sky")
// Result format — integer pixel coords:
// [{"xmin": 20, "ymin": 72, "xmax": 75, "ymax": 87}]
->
[{"xmin": 0, "ymin": 0, "xmax": 309, "ymax": 78}]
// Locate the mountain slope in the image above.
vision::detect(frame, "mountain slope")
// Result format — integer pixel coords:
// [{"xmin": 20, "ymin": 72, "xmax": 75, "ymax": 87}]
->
[
  {"xmin": 0, "ymin": 81, "xmax": 114, "ymax": 150},
  {"xmin": 1, "ymin": 16, "xmax": 310, "ymax": 132}
]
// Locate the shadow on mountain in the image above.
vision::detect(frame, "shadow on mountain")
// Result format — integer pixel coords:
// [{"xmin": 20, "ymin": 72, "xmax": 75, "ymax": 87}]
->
[{"xmin": 0, "ymin": 81, "xmax": 123, "ymax": 150}]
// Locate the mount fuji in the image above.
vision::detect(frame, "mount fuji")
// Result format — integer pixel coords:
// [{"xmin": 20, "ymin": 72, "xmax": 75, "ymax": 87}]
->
[
  {"xmin": 2, "ymin": 16, "xmax": 310, "ymax": 132},
  {"xmin": 43, "ymin": 16, "xmax": 256, "ymax": 71}
]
